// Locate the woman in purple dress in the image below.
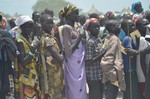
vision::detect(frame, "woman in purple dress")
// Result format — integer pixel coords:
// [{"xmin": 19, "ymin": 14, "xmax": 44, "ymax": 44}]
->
[{"xmin": 59, "ymin": 5, "xmax": 87, "ymax": 99}]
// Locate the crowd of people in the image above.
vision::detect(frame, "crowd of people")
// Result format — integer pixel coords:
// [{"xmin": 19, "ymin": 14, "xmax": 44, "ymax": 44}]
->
[{"xmin": 0, "ymin": 1, "xmax": 150, "ymax": 99}]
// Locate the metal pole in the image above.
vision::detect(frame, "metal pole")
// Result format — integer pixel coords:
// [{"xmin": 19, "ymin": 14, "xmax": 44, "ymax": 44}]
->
[{"xmin": 127, "ymin": 23, "xmax": 133, "ymax": 99}]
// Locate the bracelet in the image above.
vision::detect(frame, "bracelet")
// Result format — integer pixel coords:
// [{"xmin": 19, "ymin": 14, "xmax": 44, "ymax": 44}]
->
[{"xmin": 28, "ymin": 52, "xmax": 35, "ymax": 56}]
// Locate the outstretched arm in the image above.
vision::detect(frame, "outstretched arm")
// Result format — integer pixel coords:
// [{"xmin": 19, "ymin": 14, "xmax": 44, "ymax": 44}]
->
[
  {"xmin": 62, "ymin": 26, "xmax": 84, "ymax": 56},
  {"xmin": 126, "ymin": 45, "xmax": 150, "ymax": 56},
  {"xmin": 125, "ymin": 48, "xmax": 140, "ymax": 56}
]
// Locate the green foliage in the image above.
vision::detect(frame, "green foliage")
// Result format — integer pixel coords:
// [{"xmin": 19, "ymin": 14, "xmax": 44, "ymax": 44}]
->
[
  {"xmin": 32, "ymin": 0, "xmax": 71, "ymax": 17},
  {"xmin": 3, "ymin": 14, "xmax": 11, "ymax": 18},
  {"xmin": 0, "ymin": 12, "xmax": 11, "ymax": 18}
]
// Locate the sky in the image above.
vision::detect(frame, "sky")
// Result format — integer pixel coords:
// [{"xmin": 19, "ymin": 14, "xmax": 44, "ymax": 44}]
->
[
  {"xmin": 67, "ymin": 0, "xmax": 150, "ymax": 13},
  {"xmin": 0, "ymin": 0, "xmax": 149, "ymax": 16},
  {"xmin": 0, "ymin": 0, "xmax": 37, "ymax": 16}
]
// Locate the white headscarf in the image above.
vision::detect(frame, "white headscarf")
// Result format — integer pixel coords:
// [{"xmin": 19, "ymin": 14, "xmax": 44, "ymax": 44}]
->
[{"xmin": 15, "ymin": 15, "xmax": 33, "ymax": 27}]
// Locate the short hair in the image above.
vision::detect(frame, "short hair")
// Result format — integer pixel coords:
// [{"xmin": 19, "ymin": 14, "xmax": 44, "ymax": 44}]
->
[
  {"xmin": 44, "ymin": 8, "xmax": 54, "ymax": 17},
  {"xmin": 40, "ymin": 14, "xmax": 53, "ymax": 24},
  {"xmin": 89, "ymin": 13, "xmax": 99, "ymax": 19},
  {"xmin": 105, "ymin": 19, "xmax": 119, "ymax": 33}
]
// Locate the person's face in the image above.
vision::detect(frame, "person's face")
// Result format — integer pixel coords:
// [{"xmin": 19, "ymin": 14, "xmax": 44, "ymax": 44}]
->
[
  {"xmin": 123, "ymin": 14, "xmax": 132, "ymax": 19},
  {"xmin": 42, "ymin": 16, "xmax": 53, "ymax": 33},
  {"xmin": 88, "ymin": 20, "xmax": 100, "ymax": 37},
  {"xmin": 20, "ymin": 21, "xmax": 33, "ymax": 36},
  {"xmin": 136, "ymin": 19, "xmax": 149, "ymax": 36},
  {"xmin": 134, "ymin": 2, "xmax": 143, "ymax": 13},
  {"xmin": 108, "ymin": 21, "xmax": 121, "ymax": 35},
  {"xmin": 33, "ymin": 13, "xmax": 40, "ymax": 23},
  {"xmin": 69, "ymin": 10, "xmax": 79, "ymax": 22},
  {"xmin": 128, "ymin": 20, "xmax": 136, "ymax": 33},
  {"xmin": 9, "ymin": 20, "xmax": 16, "ymax": 29},
  {"xmin": 113, "ymin": 23, "xmax": 121, "ymax": 35}
]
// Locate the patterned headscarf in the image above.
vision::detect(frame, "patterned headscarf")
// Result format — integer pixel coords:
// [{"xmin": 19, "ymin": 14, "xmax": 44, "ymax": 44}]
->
[
  {"xmin": 84, "ymin": 18, "xmax": 98, "ymax": 31},
  {"xmin": 60, "ymin": 5, "xmax": 78, "ymax": 18}
]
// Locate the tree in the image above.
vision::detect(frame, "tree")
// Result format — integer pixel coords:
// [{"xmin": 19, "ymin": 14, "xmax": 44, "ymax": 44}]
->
[
  {"xmin": 0, "ymin": 12, "xmax": 11, "ymax": 18},
  {"xmin": 32, "ymin": 0, "xmax": 71, "ymax": 17}
]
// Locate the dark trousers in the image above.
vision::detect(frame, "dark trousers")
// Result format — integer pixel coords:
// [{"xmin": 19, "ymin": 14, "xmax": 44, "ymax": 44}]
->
[
  {"xmin": 87, "ymin": 80, "xmax": 103, "ymax": 99},
  {"xmin": 145, "ymin": 66, "xmax": 150, "ymax": 99},
  {"xmin": 104, "ymin": 82, "xmax": 118, "ymax": 99},
  {"xmin": 0, "ymin": 92, "xmax": 6, "ymax": 99}
]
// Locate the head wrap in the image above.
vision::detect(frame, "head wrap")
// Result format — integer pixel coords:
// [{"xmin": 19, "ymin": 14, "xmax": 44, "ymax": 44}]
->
[
  {"xmin": 15, "ymin": 15, "xmax": 33, "ymax": 27},
  {"xmin": 83, "ymin": 18, "xmax": 98, "ymax": 31},
  {"xmin": 131, "ymin": 1, "xmax": 143, "ymax": 14},
  {"xmin": 60, "ymin": 5, "xmax": 78, "ymax": 18}
]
